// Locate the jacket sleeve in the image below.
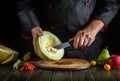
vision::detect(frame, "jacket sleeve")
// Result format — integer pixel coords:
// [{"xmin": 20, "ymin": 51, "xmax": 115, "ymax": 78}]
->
[
  {"xmin": 93, "ymin": 0, "xmax": 119, "ymax": 26},
  {"xmin": 16, "ymin": 0, "xmax": 40, "ymax": 39}
]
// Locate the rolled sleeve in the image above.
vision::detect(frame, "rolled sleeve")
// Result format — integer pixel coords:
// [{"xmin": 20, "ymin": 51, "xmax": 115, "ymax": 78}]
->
[
  {"xmin": 93, "ymin": 0, "xmax": 119, "ymax": 26},
  {"xmin": 16, "ymin": 0, "xmax": 40, "ymax": 39}
]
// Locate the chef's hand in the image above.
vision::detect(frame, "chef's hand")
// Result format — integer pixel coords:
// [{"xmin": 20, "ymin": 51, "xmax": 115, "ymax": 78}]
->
[
  {"xmin": 69, "ymin": 19, "xmax": 104, "ymax": 49},
  {"xmin": 69, "ymin": 28, "xmax": 96, "ymax": 49},
  {"xmin": 31, "ymin": 26, "xmax": 44, "ymax": 55}
]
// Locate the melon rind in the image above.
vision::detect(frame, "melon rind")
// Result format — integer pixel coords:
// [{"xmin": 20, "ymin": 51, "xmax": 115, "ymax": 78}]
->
[
  {"xmin": 0, "ymin": 49, "xmax": 11, "ymax": 63},
  {"xmin": 0, "ymin": 44, "xmax": 19, "ymax": 64}
]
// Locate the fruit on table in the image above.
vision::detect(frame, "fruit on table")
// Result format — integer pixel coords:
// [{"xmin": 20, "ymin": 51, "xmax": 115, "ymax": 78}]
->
[
  {"xmin": 0, "ymin": 44, "xmax": 19, "ymax": 64},
  {"xmin": 2, "ymin": 54, "xmax": 14, "ymax": 64},
  {"xmin": 20, "ymin": 63, "xmax": 36, "ymax": 71},
  {"xmin": 97, "ymin": 60, "xmax": 106, "ymax": 67},
  {"xmin": 107, "ymin": 54, "xmax": 120, "ymax": 68},
  {"xmin": 0, "ymin": 48, "xmax": 11, "ymax": 63},
  {"xmin": 98, "ymin": 47, "xmax": 110, "ymax": 61},
  {"xmin": 90, "ymin": 60, "xmax": 96, "ymax": 66},
  {"xmin": 37, "ymin": 31, "xmax": 64, "ymax": 61},
  {"xmin": 104, "ymin": 64, "xmax": 111, "ymax": 71}
]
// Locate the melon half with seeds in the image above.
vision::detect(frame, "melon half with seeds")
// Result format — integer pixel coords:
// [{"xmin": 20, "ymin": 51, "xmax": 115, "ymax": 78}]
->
[{"xmin": 37, "ymin": 31, "xmax": 64, "ymax": 61}]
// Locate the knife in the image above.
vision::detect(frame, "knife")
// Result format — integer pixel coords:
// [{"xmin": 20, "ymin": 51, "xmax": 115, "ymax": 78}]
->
[{"xmin": 53, "ymin": 42, "xmax": 73, "ymax": 49}]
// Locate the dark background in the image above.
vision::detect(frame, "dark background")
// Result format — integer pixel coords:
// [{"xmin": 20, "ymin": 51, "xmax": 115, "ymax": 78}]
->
[
  {"xmin": 103, "ymin": 10, "xmax": 120, "ymax": 54},
  {"xmin": 0, "ymin": 0, "xmax": 120, "ymax": 55}
]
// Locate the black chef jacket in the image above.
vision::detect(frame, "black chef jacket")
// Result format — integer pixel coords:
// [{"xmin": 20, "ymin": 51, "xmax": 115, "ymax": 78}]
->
[{"xmin": 16, "ymin": 0, "xmax": 119, "ymax": 59}]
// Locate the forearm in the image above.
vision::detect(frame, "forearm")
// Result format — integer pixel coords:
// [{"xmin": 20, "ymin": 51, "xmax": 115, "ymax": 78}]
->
[{"xmin": 83, "ymin": 19, "xmax": 104, "ymax": 35}]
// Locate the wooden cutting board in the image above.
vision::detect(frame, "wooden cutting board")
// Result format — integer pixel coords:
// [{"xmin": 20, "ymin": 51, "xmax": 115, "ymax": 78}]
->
[{"xmin": 21, "ymin": 58, "xmax": 90, "ymax": 70}]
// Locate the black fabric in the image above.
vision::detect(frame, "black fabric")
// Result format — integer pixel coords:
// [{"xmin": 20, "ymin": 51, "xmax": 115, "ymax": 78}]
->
[
  {"xmin": 45, "ymin": 25, "xmax": 75, "ymax": 42},
  {"xmin": 16, "ymin": 0, "xmax": 120, "ymax": 36},
  {"xmin": 16, "ymin": 0, "xmax": 119, "ymax": 59}
]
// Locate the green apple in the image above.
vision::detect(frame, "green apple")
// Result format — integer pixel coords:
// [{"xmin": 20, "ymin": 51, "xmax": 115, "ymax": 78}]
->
[{"xmin": 37, "ymin": 31, "xmax": 64, "ymax": 61}]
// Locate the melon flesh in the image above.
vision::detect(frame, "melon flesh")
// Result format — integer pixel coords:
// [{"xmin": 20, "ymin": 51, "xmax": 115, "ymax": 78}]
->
[
  {"xmin": 0, "ymin": 49, "xmax": 11, "ymax": 63},
  {"xmin": 0, "ymin": 44, "xmax": 19, "ymax": 64},
  {"xmin": 37, "ymin": 31, "xmax": 64, "ymax": 61}
]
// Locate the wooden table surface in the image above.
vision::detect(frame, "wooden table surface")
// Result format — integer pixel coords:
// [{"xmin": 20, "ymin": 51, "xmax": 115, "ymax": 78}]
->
[{"xmin": 0, "ymin": 62, "xmax": 120, "ymax": 81}]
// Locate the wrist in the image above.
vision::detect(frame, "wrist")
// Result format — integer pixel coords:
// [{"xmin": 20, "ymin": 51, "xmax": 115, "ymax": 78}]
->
[{"xmin": 85, "ymin": 19, "xmax": 104, "ymax": 33}]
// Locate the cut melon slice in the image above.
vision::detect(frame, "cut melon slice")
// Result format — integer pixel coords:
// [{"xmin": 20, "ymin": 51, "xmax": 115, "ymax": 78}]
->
[
  {"xmin": 0, "ymin": 49, "xmax": 11, "ymax": 63},
  {"xmin": 37, "ymin": 31, "xmax": 64, "ymax": 61},
  {"xmin": 1, "ymin": 54, "xmax": 14, "ymax": 64},
  {"xmin": 2, "ymin": 53, "xmax": 19, "ymax": 64},
  {"xmin": 0, "ymin": 44, "xmax": 19, "ymax": 64}
]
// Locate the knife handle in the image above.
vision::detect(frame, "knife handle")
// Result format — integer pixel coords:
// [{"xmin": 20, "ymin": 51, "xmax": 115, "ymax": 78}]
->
[{"xmin": 69, "ymin": 42, "xmax": 73, "ymax": 46}]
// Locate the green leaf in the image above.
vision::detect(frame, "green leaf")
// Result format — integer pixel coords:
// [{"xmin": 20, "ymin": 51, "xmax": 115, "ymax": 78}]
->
[
  {"xmin": 23, "ymin": 52, "xmax": 31, "ymax": 61},
  {"xmin": 13, "ymin": 59, "xmax": 22, "ymax": 69}
]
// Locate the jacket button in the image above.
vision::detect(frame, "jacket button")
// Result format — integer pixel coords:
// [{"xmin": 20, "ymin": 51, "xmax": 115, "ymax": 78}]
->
[
  {"xmin": 48, "ymin": 4, "xmax": 53, "ymax": 8},
  {"xmin": 85, "ymin": 2, "xmax": 89, "ymax": 7},
  {"xmin": 51, "ymin": 26, "xmax": 54, "ymax": 30}
]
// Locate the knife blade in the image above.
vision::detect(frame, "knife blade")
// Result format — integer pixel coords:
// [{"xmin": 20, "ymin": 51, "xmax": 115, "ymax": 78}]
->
[{"xmin": 53, "ymin": 42, "xmax": 73, "ymax": 49}]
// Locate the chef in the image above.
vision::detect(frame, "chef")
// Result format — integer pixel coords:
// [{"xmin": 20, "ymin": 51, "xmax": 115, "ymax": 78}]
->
[{"xmin": 16, "ymin": 0, "xmax": 119, "ymax": 59}]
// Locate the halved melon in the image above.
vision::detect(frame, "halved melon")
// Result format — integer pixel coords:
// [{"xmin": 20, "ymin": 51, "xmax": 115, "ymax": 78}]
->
[
  {"xmin": 0, "ymin": 44, "xmax": 19, "ymax": 64},
  {"xmin": 37, "ymin": 31, "xmax": 64, "ymax": 61}
]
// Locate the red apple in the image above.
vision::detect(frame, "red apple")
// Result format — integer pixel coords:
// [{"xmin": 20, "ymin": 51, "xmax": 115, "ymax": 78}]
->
[{"xmin": 107, "ymin": 54, "xmax": 120, "ymax": 68}]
